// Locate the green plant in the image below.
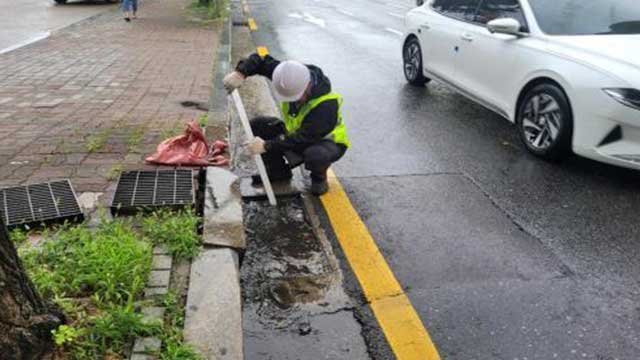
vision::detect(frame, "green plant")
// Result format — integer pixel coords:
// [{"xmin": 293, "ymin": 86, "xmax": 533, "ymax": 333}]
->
[
  {"xmin": 128, "ymin": 126, "xmax": 146, "ymax": 152},
  {"xmin": 52, "ymin": 325, "xmax": 83, "ymax": 347},
  {"xmin": 141, "ymin": 210, "xmax": 201, "ymax": 261},
  {"xmin": 158, "ymin": 292, "xmax": 202, "ymax": 360},
  {"xmin": 160, "ymin": 123, "xmax": 183, "ymax": 140},
  {"xmin": 198, "ymin": 114, "xmax": 208, "ymax": 128},
  {"xmin": 86, "ymin": 128, "xmax": 112, "ymax": 153},
  {"xmin": 107, "ymin": 164, "xmax": 124, "ymax": 181},
  {"xmin": 9, "ymin": 228, "xmax": 28, "ymax": 245}
]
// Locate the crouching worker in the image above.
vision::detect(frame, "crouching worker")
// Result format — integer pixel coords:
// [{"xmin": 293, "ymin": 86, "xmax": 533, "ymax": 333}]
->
[{"xmin": 223, "ymin": 53, "xmax": 350, "ymax": 196}]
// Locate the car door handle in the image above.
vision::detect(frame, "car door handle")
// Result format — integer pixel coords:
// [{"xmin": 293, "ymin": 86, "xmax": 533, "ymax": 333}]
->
[{"xmin": 461, "ymin": 33, "xmax": 474, "ymax": 42}]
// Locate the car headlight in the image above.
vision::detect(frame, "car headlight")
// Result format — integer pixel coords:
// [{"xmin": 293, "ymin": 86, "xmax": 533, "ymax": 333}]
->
[{"xmin": 603, "ymin": 88, "xmax": 640, "ymax": 111}]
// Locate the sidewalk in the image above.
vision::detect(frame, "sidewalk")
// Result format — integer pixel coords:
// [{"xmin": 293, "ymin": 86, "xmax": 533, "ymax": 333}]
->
[{"xmin": 0, "ymin": 0, "xmax": 220, "ymax": 196}]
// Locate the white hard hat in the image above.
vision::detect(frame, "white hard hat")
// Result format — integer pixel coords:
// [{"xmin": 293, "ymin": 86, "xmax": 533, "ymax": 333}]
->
[{"xmin": 272, "ymin": 60, "xmax": 311, "ymax": 102}]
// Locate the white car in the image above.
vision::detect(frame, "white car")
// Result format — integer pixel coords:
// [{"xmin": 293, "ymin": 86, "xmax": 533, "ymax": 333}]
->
[{"xmin": 403, "ymin": 0, "xmax": 640, "ymax": 169}]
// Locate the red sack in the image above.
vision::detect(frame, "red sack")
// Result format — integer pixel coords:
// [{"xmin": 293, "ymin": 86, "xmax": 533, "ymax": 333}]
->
[{"xmin": 146, "ymin": 121, "xmax": 211, "ymax": 166}]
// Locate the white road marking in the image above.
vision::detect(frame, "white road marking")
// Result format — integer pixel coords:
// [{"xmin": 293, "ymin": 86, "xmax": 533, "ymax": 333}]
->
[
  {"xmin": 303, "ymin": 12, "xmax": 326, "ymax": 28},
  {"xmin": 0, "ymin": 31, "xmax": 50, "ymax": 55},
  {"xmin": 387, "ymin": 12, "xmax": 404, "ymax": 19},
  {"xmin": 385, "ymin": 27, "xmax": 404, "ymax": 36},
  {"xmin": 288, "ymin": 12, "xmax": 326, "ymax": 28}
]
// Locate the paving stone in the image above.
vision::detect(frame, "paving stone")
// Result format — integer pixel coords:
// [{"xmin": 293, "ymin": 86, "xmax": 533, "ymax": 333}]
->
[
  {"xmin": 185, "ymin": 248, "xmax": 243, "ymax": 360},
  {"xmin": 153, "ymin": 245, "xmax": 170, "ymax": 255},
  {"xmin": 144, "ymin": 287, "xmax": 168, "ymax": 298},
  {"xmin": 148, "ymin": 270, "xmax": 170, "ymax": 288},
  {"xmin": 133, "ymin": 337, "xmax": 161, "ymax": 353},
  {"xmin": 130, "ymin": 354, "xmax": 157, "ymax": 360},
  {"xmin": 203, "ymin": 167, "xmax": 245, "ymax": 249},
  {"xmin": 141, "ymin": 306, "xmax": 165, "ymax": 325},
  {"xmin": 152, "ymin": 255, "xmax": 173, "ymax": 270}
]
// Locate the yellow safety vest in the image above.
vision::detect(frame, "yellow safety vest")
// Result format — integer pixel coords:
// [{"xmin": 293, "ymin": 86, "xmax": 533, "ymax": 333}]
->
[{"xmin": 280, "ymin": 93, "xmax": 351, "ymax": 148}]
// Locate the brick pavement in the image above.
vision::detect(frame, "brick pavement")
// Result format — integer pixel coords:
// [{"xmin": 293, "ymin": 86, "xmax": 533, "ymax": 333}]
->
[{"xmin": 0, "ymin": 0, "xmax": 221, "ymax": 196}]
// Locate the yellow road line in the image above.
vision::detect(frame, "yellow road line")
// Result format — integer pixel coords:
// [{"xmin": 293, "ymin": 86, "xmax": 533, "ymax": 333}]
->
[
  {"xmin": 248, "ymin": 18, "xmax": 258, "ymax": 31},
  {"xmin": 321, "ymin": 169, "xmax": 441, "ymax": 360},
  {"xmin": 257, "ymin": 46, "xmax": 269, "ymax": 57}
]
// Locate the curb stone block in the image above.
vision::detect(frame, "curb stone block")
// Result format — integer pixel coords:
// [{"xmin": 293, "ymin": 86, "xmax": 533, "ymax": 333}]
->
[
  {"xmin": 203, "ymin": 167, "xmax": 246, "ymax": 249},
  {"xmin": 184, "ymin": 248, "xmax": 243, "ymax": 360},
  {"xmin": 153, "ymin": 245, "xmax": 170, "ymax": 255},
  {"xmin": 130, "ymin": 354, "xmax": 157, "ymax": 360}
]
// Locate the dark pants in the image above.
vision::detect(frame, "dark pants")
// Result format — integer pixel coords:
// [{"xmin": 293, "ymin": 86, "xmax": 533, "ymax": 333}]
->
[{"xmin": 250, "ymin": 116, "xmax": 346, "ymax": 182}]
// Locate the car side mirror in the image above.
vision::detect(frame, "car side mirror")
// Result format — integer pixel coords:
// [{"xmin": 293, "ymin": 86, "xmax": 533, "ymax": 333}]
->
[
  {"xmin": 416, "ymin": 0, "xmax": 425, "ymax": 6},
  {"xmin": 487, "ymin": 18, "xmax": 523, "ymax": 36}
]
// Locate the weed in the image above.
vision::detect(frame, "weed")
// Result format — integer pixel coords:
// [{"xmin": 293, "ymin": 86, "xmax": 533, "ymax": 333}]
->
[
  {"xmin": 107, "ymin": 164, "xmax": 124, "ymax": 181},
  {"xmin": 190, "ymin": 0, "xmax": 228, "ymax": 20},
  {"xmin": 86, "ymin": 128, "xmax": 112, "ymax": 153},
  {"xmin": 141, "ymin": 209, "xmax": 201, "ymax": 261},
  {"xmin": 160, "ymin": 123, "xmax": 183, "ymax": 140},
  {"xmin": 198, "ymin": 114, "xmax": 208, "ymax": 128},
  {"xmin": 158, "ymin": 292, "xmax": 202, "ymax": 360},
  {"xmin": 52, "ymin": 325, "xmax": 83, "ymax": 347},
  {"xmin": 9, "ymin": 228, "xmax": 28, "ymax": 245},
  {"xmin": 127, "ymin": 126, "xmax": 146, "ymax": 152}
]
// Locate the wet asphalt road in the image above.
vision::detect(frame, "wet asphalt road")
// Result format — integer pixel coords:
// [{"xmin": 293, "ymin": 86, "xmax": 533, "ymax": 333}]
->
[
  {"xmin": 0, "ymin": 0, "xmax": 116, "ymax": 53},
  {"xmin": 246, "ymin": 0, "xmax": 640, "ymax": 358}
]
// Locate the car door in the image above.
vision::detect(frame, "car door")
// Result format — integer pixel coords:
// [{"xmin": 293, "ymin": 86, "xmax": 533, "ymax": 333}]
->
[
  {"xmin": 420, "ymin": 0, "xmax": 481, "ymax": 84},
  {"xmin": 454, "ymin": 0, "xmax": 528, "ymax": 117}
]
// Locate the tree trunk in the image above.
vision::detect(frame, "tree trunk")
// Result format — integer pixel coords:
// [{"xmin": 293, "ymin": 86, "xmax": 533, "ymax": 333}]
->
[{"xmin": 0, "ymin": 219, "xmax": 61, "ymax": 360}]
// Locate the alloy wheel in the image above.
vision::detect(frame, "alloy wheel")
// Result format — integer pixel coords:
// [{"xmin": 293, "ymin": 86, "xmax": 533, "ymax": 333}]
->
[
  {"xmin": 521, "ymin": 93, "xmax": 563, "ymax": 151},
  {"xmin": 403, "ymin": 42, "xmax": 421, "ymax": 81}
]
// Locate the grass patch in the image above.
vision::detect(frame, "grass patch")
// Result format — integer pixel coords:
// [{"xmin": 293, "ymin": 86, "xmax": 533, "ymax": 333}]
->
[
  {"xmin": 127, "ymin": 126, "xmax": 146, "ymax": 152},
  {"xmin": 141, "ymin": 209, "xmax": 202, "ymax": 261},
  {"xmin": 158, "ymin": 292, "xmax": 202, "ymax": 360},
  {"xmin": 17, "ymin": 209, "xmax": 201, "ymax": 359},
  {"xmin": 86, "ymin": 128, "xmax": 112, "ymax": 153},
  {"xmin": 106, "ymin": 164, "xmax": 124, "ymax": 181},
  {"xmin": 160, "ymin": 123, "xmax": 184, "ymax": 141},
  {"xmin": 198, "ymin": 114, "xmax": 208, "ymax": 129},
  {"xmin": 190, "ymin": 0, "xmax": 228, "ymax": 20},
  {"xmin": 10, "ymin": 228, "xmax": 28, "ymax": 245}
]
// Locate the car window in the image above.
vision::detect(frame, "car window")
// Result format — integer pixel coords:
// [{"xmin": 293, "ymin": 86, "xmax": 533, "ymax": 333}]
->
[
  {"xmin": 432, "ymin": 0, "xmax": 482, "ymax": 22},
  {"xmin": 529, "ymin": 0, "xmax": 640, "ymax": 35},
  {"xmin": 475, "ymin": 0, "xmax": 527, "ymax": 28}
]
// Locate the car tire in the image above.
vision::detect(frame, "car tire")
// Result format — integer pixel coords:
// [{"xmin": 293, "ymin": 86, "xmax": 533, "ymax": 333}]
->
[
  {"xmin": 517, "ymin": 83, "xmax": 573, "ymax": 160},
  {"xmin": 403, "ymin": 37, "xmax": 430, "ymax": 87},
  {"xmin": 54, "ymin": 0, "xmax": 67, "ymax": 4}
]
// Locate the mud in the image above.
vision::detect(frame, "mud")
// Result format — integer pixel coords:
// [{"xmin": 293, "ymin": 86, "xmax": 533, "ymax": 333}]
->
[{"xmin": 241, "ymin": 198, "xmax": 370, "ymax": 359}]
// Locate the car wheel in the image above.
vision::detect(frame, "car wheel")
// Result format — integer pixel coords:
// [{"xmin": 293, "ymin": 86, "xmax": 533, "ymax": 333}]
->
[
  {"xmin": 403, "ymin": 37, "xmax": 430, "ymax": 87},
  {"xmin": 517, "ymin": 83, "xmax": 573, "ymax": 160}
]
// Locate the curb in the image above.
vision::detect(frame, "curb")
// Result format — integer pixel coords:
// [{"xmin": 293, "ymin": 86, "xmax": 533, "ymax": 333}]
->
[{"xmin": 183, "ymin": 6, "xmax": 246, "ymax": 360}]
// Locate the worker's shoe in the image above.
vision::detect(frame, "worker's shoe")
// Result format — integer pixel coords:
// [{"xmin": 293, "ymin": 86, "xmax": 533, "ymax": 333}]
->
[
  {"xmin": 310, "ymin": 179, "xmax": 329, "ymax": 196},
  {"xmin": 251, "ymin": 170, "xmax": 292, "ymax": 186}
]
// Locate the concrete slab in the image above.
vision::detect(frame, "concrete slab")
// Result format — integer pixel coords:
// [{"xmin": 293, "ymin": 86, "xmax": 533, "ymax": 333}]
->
[
  {"xmin": 147, "ymin": 270, "xmax": 171, "ymax": 288},
  {"xmin": 203, "ymin": 167, "xmax": 246, "ymax": 249},
  {"xmin": 184, "ymin": 248, "xmax": 243, "ymax": 360},
  {"xmin": 151, "ymin": 255, "xmax": 173, "ymax": 271}
]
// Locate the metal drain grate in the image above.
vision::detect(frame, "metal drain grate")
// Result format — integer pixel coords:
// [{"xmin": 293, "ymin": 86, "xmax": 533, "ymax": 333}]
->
[
  {"xmin": 0, "ymin": 180, "xmax": 84, "ymax": 228},
  {"xmin": 111, "ymin": 170, "xmax": 194, "ymax": 215}
]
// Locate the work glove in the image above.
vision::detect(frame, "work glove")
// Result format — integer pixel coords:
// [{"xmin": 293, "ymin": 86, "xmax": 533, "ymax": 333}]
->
[
  {"xmin": 245, "ymin": 137, "xmax": 266, "ymax": 155},
  {"xmin": 223, "ymin": 71, "xmax": 245, "ymax": 93}
]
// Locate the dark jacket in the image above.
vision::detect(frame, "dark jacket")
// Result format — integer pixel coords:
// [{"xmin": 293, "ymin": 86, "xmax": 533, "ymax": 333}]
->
[{"xmin": 236, "ymin": 53, "xmax": 340, "ymax": 153}]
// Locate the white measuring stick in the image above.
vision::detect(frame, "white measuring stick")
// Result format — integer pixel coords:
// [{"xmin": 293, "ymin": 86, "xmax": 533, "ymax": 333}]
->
[{"xmin": 230, "ymin": 90, "xmax": 277, "ymax": 206}]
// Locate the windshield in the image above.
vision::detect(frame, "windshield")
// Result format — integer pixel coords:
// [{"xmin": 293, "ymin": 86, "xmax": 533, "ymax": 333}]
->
[{"xmin": 529, "ymin": 0, "xmax": 640, "ymax": 35}]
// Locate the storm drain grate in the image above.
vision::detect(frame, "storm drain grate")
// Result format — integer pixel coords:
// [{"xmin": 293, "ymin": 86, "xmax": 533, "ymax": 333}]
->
[
  {"xmin": 111, "ymin": 170, "xmax": 194, "ymax": 215},
  {"xmin": 0, "ymin": 180, "xmax": 84, "ymax": 228}
]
